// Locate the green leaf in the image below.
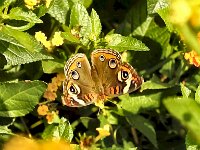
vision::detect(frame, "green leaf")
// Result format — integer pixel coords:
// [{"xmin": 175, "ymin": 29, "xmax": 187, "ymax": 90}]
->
[
  {"xmin": 8, "ymin": 7, "xmax": 42, "ymax": 24},
  {"xmin": 47, "ymin": 0, "xmax": 69, "ymax": 24},
  {"xmin": 42, "ymin": 117, "xmax": 73, "ymax": 142},
  {"xmin": 116, "ymin": 0, "xmax": 147, "ymax": 35},
  {"xmin": 0, "ymin": 126, "xmax": 13, "ymax": 135},
  {"xmin": 80, "ymin": 117, "xmax": 99, "ymax": 129},
  {"xmin": 195, "ymin": 85, "xmax": 200, "ymax": 104},
  {"xmin": 0, "ymin": 26, "xmax": 43, "ymax": 52},
  {"xmin": 70, "ymin": 3, "xmax": 91, "ymax": 45},
  {"xmin": 90, "ymin": 9, "xmax": 102, "ymax": 41},
  {"xmin": 126, "ymin": 115, "xmax": 157, "ymax": 148},
  {"xmin": 0, "ymin": 81, "xmax": 46, "ymax": 117},
  {"xmin": 68, "ymin": 0, "xmax": 92, "ymax": 8},
  {"xmin": 0, "ymin": 26, "xmax": 53, "ymax": 65},
  {"xmin": 105, "ymin": 34, "xmax": 149, "ymax": 52},
  {"xmin": 119, "ymin": 94, "xmax": 159, "ymax": 114},
  {"xmin": 157, "ymin": 7, "xmax": 174, "ymax": 32},
  {"xmin": 164, "ymin": 97, "xmax": 200, "ymax": 144},
  {"xmin": 61, "ymin": 27, "xmax": 80, "ymax": 43},
  {"xmin": 185, "ymin": 131, "xmax": 200, "ymax": 150},
  {"xmin": 147, "ymin": 0, "xmax": 169, "ymax": 14},
  {"xmin": 181, "ymin": 83, "xmax": 191, "ymax": 98},
  {"xmin": 141, "ymin": 75, "xmax": 175, "ymax": 91},
  {"xmin": 42, "ymin": 59, "xmax": 64, "ymax": 74}
]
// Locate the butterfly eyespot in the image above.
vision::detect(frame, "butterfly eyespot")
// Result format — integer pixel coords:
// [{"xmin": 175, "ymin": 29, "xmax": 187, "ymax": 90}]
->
[
  {"xmin": 69, "ymin": 85, "xmax": 76, "ymax": 93},
  {"xmin": 109, "ymin": 59, "xmax": 117, "ymax": 69},
  {"xmin": 99, "ymin": 55, "xmax": 105, "ymax": 61},
  {"xmin": 76, "ymin": 62, "xmax": 81, "ymax": 68},
  {"xmin": 71, "ymin": 70, "xmax": 79, "ymax": 80},
  {"xmin": 121, "ymin": 70, "xmax": 129, "ymax": 80}
]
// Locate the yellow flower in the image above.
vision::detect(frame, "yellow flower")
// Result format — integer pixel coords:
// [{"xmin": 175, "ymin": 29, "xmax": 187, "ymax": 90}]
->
[
  {"xmin": 51, "ymin": 31, "xmax": 64, "ymax": 46},
  {"xmin": 37, "ymin": 105, "xmax": 49, "ymax": 116},
  {"xmin": 4, "ymin": 135, "xmax": 73, "ymax": 150},
  {"xmin": 46, "ymin": 111, "xmax": 58, "ymax": 124},
  {"xmin": 4, "ymin": 136, "xmax": 38, "ymax": 150},
  {"xmin": 184, "ymin": 50, "xmax": 200, "ymax": 67},
  {"xmin": 45, "ymin": 0, "xmax": 52, "ymax": 8},
  {"xmin": 94, "ymin": 100, "xmax": 105, "ymax": 109},
  {"xmin": 47, "ymin": 83, "xmax": 58, "ymax": 92},
  {"xmin": 190, "ymin": 8, "xmax": 200, "ymax": 27},
  {"xmin": 95, "ymin": 124, "xmax": 110, "ymax": 142},
  {"xmin": 170, "ymin": 0, "xmax": 192, "ymax": 25},
  {"xmin": 24, "ymin": 0, "xmax": 40, "ymax": 9},
  {"xmin": 35, "ymin": 31, "xmax": 53, "ymax": 52},
  {"xmin": 43, "ymin": 41, "xmax": 53, "ymax": 52},
  {"xmin": 35, "ymin": 31, "xmax": 47, "ymax": 44},
  {"xmin": 52, "ymin": 73, "xmax": 65, "ymax": 86},
  {"xmin": 43, "ymin": 91, "xmax": 57, "ymax": 101}
]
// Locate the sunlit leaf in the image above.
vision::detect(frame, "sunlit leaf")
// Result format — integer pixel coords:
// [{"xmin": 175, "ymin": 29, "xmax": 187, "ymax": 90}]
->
[
  {"xmin": 42, "ymin": 117, "xmax": 73, "ymax": 142},
  {"xmin": 105, "ymin": 34, "xmax": 149, "ymax": 52},
  {"xmin": 0, "ymin": 81, "xmax": 46, "ymax": 117}
]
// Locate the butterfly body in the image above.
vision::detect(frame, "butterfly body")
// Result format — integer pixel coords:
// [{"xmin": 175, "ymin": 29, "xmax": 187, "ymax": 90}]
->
[{"xmin": 62, "ymin": 49, "xmax": 143, "ymax": 107}]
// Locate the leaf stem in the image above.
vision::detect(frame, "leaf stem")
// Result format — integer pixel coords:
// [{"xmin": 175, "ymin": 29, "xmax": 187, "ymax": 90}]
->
[{"xmin": 20, "ymin": 117, "xmax": 32, "ymax": 138}]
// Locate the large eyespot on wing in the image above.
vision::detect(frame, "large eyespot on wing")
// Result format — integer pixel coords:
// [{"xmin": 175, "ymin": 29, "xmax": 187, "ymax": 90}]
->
[
  {"xmin": 91, "ymin": 49, "xmax": 122, "ymax": 88},
  {"xmin": 117, "ymin": 63, "xmax": 143, "ymax": 94},
  {"xmin": 62, "ymin": 53, "xmax": 98, "ymax": 107}
]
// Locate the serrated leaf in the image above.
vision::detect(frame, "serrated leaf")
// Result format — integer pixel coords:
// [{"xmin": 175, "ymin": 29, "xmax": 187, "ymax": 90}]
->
[
  {"xmin": 181, "ymin": 83, "xmax": 191, "ymax": 98},
  {"xmin": 0, "ymin": 42, "xmax": 53, "ymax": 65},
  {"xmin": 119, "ymin": 94, "xmax": 159, "ymax": 114},
  {"xmin": 90, "ymin": 9, "xmax": 102, "ymax": 41},
  {"xmin": 105, "ymin": 34, "xmax": 149, "ymax": 52},
  {"xmin": 126, "ymin": 115, "xmax": 157, "ymax": 148},
  {"xmin": 164, "ymin": 97, "xmax": 200, "ymax": 144},
  {"xmin": 42, "ymin": 59, "xmax": 64, "ymax": 74},
  {"xmin": 8, "ymin": 7, "xmax": 42, "ymax": 24},
  {"xmin": 0, "ymin": 126, "xmax": 13, "ymax": 135},
  {"xmin": 0, "ymin": 81, "xmax": 46, "ymax": 117},
  {"xmin": 0, "ymin": 26, "xmax": 43, "ymax": 52},
  {"xmin": 48, "ymin": 0, "xmax": 69, "ymax": 24},
  {"xmin": 70, "ymin": 3, "xmax": 91, "ymax": 45},
  {"xmin": 195, "ymin": 85, "xmax": 200, "ymax": 104},
  {"xmin": 0, "ymin": 26, "xmax": 53, "ymax": 65},
  {"xmin": 42, "ymin": 117, "xmax": 73, "ymax": 142}
]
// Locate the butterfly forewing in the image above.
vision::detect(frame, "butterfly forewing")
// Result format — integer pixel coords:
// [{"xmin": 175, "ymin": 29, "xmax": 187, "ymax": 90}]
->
[{"xmin": 62, "ymin": 53, "xmax": 98, "ymax": 107}]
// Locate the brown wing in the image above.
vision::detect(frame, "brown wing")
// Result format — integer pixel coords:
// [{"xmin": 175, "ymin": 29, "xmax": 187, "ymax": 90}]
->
[
  {"xmin": 91, "ymin": 49, "xmax": 143, "ymax": 98},
  {"xmin": 62, "ymin": 53, "xmax": 98, "ymax": 107}
]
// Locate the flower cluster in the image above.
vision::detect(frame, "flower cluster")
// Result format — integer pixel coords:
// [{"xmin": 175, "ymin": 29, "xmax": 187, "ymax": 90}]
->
[
  {"xmin": 37, "ymin": 73, "xmax": 65, "ymax": 124},
  {"xmin": 184, "ymin": 50, "xmax": 200, "ymax": 67},
  {"xmin": 24, "ymin": 0, "xmax": 52, "ymax": 10},
  {"xmin": 170, "ymin": 0, "xmax": 200, "ymax": 27},
  {"xmin": 184, "ymin": 32, "xmax": 200, "ymax": 67},
  {"xmin": 37, "ymin": 104, "xmax": 59, "ymax": 124},
  {"xmin": 35, "ymin": 31, "xmax": 64, "ymax": 52},
  {"xmin": 43, "ymin": 73, "xmax": 65, "ymax": 101}
]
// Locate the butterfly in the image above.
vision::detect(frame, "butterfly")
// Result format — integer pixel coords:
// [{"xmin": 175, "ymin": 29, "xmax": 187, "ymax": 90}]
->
[{"xmin": 62, "ymin": 49, "xmax": 143, "ymax": 107}]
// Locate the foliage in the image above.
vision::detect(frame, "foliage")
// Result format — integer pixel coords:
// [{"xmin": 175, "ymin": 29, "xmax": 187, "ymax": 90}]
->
[{"xmin": 0, "ymin": 0, "xmax": 200, "ymax": 149}]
